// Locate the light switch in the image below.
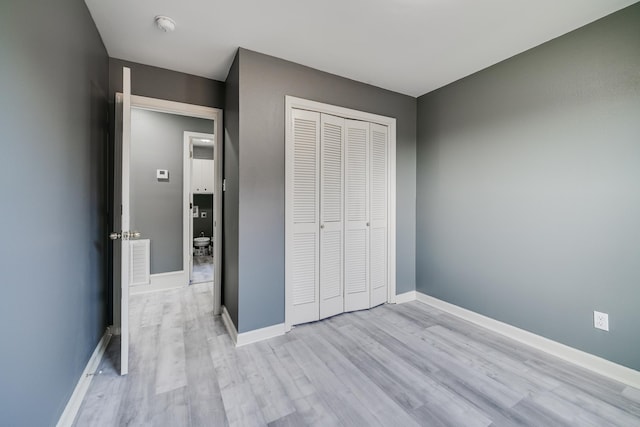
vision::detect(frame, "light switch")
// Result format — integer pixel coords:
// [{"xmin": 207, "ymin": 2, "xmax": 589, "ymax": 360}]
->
[{"xmin": 157, "ymin": 169, "xmax": 169, "ymax": 180}]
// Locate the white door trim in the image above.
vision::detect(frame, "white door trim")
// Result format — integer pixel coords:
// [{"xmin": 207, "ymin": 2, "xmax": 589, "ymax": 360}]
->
[
  {"xmin": 284, "ymin": 96, "xmax": 397, "ymax": 332},
  {"xmin": 113, "ymin": 93, "xmax": 223, "ymax": 326}
]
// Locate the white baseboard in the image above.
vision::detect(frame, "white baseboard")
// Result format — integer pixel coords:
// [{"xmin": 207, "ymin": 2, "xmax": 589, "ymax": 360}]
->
[
  {"xmin": 56, "ymin": 328, "xmax": 112, "ymax": 427},
  {"xmin": 221, "ymin": 305, "xmax": 238, "ymax": 344},
  {"xmin": 395, "ymin": 290, "xmax": 417, "ymax": 304},
  {"xmin": 415, "ymin": 292, "xmax": 640, "ymax": 389},
  {"xmin": 237, "ymin": 323, "xmax": 285, "ymax": 347},
  {"xmin": 220, "ymin": 306, "xmax": 285, "ymax": 347}
]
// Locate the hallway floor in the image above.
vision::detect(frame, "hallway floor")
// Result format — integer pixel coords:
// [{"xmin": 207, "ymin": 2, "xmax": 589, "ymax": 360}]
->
[
  {"xmin": 192, "ymin": 255, "xmax": 213, "ymax": 284},
  {"xmin": 73, "ymin": 284, "xmax": 640, "ymax": 426}
]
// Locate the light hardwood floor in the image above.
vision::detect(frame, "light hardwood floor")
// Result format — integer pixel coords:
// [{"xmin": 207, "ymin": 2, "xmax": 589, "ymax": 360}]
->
[{"xmin": 73, "ymin": 283, "xmax": 640, "ymax": 426}]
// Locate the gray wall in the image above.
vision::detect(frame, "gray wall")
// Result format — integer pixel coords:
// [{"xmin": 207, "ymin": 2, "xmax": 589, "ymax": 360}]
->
[
  {"xmin": 193, "ymin": 194, "xmax": 214, "ymax": 238},
  {"xmin": 0, "ymin": 0, "xmax": 109, "ymax": 425},
  {"xmin": 193, "ymin": 145, "xmax": 214, "ymax": 160},
  {"xmin": 130, "ymin": 109, "xmax": 213, "ymax": 274},
  {"xmin": 108, "ymin": 58, "xmax": 224, "ymax": 323},
  {"xmin": 223, "ymin": 53, "xmax": 240, "ymax": 328},
  {"xmin": 234, "ymin": 49, "xmax": 417, "ymax": 333},
  {"xmin": 416, "ymin": 4, "xmax": 640, "ymax": 370},
  {"xmin": 109, "ymin": 58, "xmax": 225, "ymax": 108}
]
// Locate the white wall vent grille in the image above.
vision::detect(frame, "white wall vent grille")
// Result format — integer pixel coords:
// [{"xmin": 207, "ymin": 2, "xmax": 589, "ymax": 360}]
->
[{"xmin": 130, "ymin": 239, "xmax": 150, "ymax": 286}]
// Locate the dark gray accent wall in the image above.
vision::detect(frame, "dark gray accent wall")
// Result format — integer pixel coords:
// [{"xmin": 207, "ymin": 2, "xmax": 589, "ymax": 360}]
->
[
  {"xmin": 223, "ymin": 52, "xmax": 240, "ymax": 328},
  {"xmin": 0, "ymin": 0, "xmax": 109, "ymax": 425},
  {"xmin": 193, "ymin": 194, "xmax": 214, "ymax": 238},
  {"xmin": 109, "ymin": 58, "xmax": 225, "ymax": 108},
  {"xmin": 235, "ymin": 49, "xmax": 417, "ymax": 333},
  {"xmin": 130, "ymin": 109, "xmax": 213, "ymax": 274},
  {"xmin": 416, "ymin": 4, "xmax": 640, "ymax": 370},
  {"xmin": 107, "ymin": 58, "xmax": 224, "ymax": 324}
]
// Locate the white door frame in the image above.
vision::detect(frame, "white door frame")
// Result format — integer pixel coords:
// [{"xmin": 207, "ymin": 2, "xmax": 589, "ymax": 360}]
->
[
  {"xmin": 284, "ymin": 96, "xmax": 397, "ymax": 332},
  {"xmin": 113, "ymin": 94, "xmax": 223, "ymax": 331}
]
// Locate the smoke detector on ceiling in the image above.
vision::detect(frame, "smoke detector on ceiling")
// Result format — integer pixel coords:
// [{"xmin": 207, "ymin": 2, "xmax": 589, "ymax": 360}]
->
[{"xmin": 154, "ymin": 16, "xmax": 176, "ymax": 32}]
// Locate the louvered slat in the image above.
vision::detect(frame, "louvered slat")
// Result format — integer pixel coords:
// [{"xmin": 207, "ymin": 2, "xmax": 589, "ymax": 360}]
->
[
  {"xmin": 346, "ymin": 127, "xmax": 367, "ymax": 222},
  {"xmin": 293, "ymin": 118, "xmax": 317, "ymax": 224},
  {"xmin": 292, "ymin": 233, "xmax": 316, "ymax": 305},
  {"xmin": 370, "ymin": 228, "xmax": 386, "ymax": 290},
  {"xmin": 321, "ymin": 230, "xmax": 342, "ymax": 299},
  {"xmin": 345, "ymin": 229, "xmax": 367, "ymax": 294},
  {"xmin": 371, "ymin": 128, "xmax": 387, "ymax": 222},
  {"xmin": 321, "ymin": 121, "xmax": 342, "ymax": 223}
]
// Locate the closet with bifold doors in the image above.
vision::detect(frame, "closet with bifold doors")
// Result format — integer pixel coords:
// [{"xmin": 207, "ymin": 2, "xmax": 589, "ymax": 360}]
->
[{"xmin": 287, "ymin": 107, "xmax": 389, "ymax": 327}]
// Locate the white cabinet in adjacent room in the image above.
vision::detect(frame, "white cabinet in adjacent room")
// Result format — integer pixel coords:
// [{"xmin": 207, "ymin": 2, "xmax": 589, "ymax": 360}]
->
[{"xmin": 192, "ymin": 159, "xmax": 214, "ymax": 193}]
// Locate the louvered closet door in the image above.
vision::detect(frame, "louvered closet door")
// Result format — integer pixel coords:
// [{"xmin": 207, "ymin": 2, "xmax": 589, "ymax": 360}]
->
[
  {"xmin": 290, "ymin": 109, "xmax": 320, "ymax": 325},
  {"xmin": 319, "ymin": 114, "xmax": 344, "ymax": 319},
  {"xmin": 369, "ymin": 123, "xmax": 388, "ymax": 307},
  {"xmin": 344, "ymin": 119, "xmax": 370, "ymax": 312}
]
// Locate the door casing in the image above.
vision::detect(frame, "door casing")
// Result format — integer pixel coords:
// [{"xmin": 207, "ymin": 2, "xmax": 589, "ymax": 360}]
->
[{"xmin": 113, "ymin": 94, "xmax": 223, "ymax": 342}]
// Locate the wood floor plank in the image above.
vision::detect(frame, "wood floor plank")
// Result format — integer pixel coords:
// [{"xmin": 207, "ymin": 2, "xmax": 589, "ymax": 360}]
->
[
  {"xmin": 149, "ymin": 386, "xmax": 190, "ymax": 427},
  {"xmin": 242, "ymin": 342, "xmax": 296, "ymax": 423},
  {"xmin": 283, "ymin": 335, "xmax": 386, "ymax": 426},
  {"xmin": 182, "ymin": 294, "xmax": 228, "ymax": 426},
  {"xmin": 155, "ymin": 295, "xmax": 188, "ymax": 395}
]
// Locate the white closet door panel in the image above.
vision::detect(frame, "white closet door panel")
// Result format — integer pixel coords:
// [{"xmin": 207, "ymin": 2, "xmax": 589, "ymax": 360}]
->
[
  {"xmin": 370, "ymin": 123, "xmax": 388, "ymax": 307},
  {"xmin": 290, "ymin": 109, "xmax": 320, "ymax": 325},
  {"xmin": 344, "ymin": 119, "xmax": 370, "ymax": 312},
  {"xmin": 320, "ymin": 114, "xmax": 344, "ymax": 319},
  {"xmin": 320, "ymin": 228, "xmax": 343, "ymax": 318},
  {"xmin": 370, "ymin": 227, "xmax": 386, "ymax": 306},
  {"xmin": 320, "ymin": 115, "xmax": 343, "ymax": 223}
]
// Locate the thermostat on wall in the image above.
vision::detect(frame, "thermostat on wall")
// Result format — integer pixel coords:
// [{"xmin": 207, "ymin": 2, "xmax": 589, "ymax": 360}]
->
[{"xmin": 157, "ymin": 169, "xmax": 169, "ymax": 180}]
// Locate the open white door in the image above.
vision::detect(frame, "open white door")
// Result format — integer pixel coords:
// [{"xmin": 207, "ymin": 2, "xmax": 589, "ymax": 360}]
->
[
  {"xmin": 344, "ymin": 119, "xmax": 370, "ymax": 312},
  {"xmin": 110, "ymin": 67, "xmax": 132, "ymax": 375},
  {"xmin": 119, "ymin": 67, "xmax": 132, "ymax": 375}
]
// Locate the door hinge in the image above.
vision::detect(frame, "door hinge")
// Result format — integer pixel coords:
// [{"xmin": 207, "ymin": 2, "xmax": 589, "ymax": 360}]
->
[
  {"xmin": 222, "ymin": 179, "xmax": 226, "ymax": 192},
  {"xmin": 120, "ymin": 204, "xmax": 123, "ymax": 215}
]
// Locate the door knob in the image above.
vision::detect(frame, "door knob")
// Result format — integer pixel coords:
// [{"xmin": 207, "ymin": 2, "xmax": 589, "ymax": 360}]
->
[
  {"xmin": 109, "ymin": 232, "xmax": 121, "ymax": 240},
  {"xmin": 130, "ymin": 231, "xmax": 141, "ymax": 239}
]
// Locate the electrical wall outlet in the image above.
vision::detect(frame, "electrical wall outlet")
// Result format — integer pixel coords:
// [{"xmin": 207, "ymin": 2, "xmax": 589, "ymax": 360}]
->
[{"xmin": 594, "ymin": 311, "xmax": 609, "ymax": 331}]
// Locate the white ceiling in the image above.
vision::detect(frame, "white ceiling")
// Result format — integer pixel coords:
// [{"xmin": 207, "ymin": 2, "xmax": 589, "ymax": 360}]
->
[{"xmin": 85, "ymin": 0, "xmax": 637, "ymax": 97}]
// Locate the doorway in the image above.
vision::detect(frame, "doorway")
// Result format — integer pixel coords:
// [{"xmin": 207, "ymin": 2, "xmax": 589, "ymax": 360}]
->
[
  {"xmin": 113, "ymin": 89, "xmax": 223, "ymax": 374},
  {"xmin": 186, "ymin": 131, "xmax": 216, "ymax": 285}
]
